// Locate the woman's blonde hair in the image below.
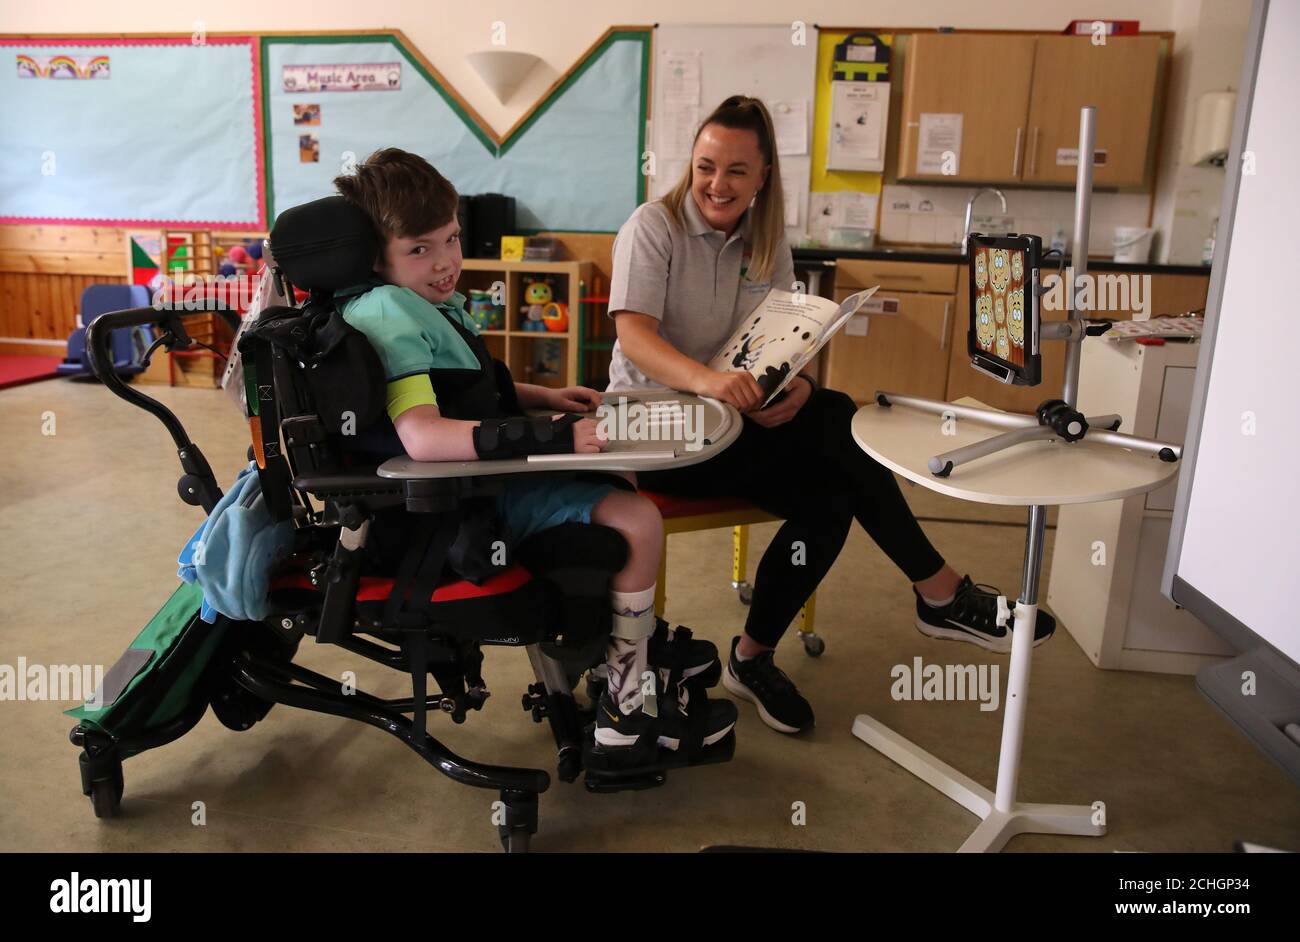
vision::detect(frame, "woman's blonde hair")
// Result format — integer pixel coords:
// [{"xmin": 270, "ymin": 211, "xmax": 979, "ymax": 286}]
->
[{"xmin": 662, "ymin": 95, "xmax": 785, "ymax": 283}]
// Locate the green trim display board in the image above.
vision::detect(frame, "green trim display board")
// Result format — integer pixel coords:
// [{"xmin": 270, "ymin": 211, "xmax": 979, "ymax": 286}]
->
[{"xmin": 262, "ymin": 31, "xmax": 650, "ymax": 232}]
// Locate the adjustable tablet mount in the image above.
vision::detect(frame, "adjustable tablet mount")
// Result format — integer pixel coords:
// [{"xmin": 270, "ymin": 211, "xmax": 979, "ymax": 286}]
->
[{"xmin": 875, "ymin": 107, "xmax": 1183, "ymax": 477}]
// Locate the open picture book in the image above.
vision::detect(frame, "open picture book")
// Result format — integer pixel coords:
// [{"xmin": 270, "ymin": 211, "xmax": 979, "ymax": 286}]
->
[{"xmin": 708, "ymin": 285, "xmax": 880, "ymax": 406}]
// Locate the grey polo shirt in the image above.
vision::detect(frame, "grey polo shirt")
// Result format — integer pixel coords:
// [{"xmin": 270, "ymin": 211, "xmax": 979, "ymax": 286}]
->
[{"xmin": 606, "ymin": 195, "xmax": 795, "ymax": 391}]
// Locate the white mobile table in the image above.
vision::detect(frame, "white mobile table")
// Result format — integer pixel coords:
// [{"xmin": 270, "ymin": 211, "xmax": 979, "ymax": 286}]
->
[{"xmin": 851, "ymin": 398, "xmax": 1180, "ymax": 852}]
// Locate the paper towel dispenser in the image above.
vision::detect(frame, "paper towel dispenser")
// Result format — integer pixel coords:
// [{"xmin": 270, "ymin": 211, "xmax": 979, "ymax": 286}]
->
[{"xmin": 1188, "ymin": 90, "xmax": 1237, "ymax": 167}]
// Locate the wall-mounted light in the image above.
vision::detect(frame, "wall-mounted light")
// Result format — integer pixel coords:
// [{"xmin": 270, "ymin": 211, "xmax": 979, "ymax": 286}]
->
[{"xmin": 465, "ymin": 50, "xmax": 541, "ymax": 105}]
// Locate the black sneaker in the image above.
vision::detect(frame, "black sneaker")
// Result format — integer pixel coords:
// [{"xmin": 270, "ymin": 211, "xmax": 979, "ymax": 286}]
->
[
  {"xmin": 722, "ymin": 637, "xmax": 815, "ymax": 734},
  {"xmin": 914, "ymin": 575, "xmax": 1056, "ymax": 654},
  {"xmin": 593, "ymin": 684, "xmax": 737, "ymax": 754}
]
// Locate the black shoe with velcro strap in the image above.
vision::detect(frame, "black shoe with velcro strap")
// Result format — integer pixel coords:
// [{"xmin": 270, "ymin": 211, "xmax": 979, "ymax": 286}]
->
[
  {"xmin": 585, "ymin": 617, "xmax": 721, "ymax": 703},
  {"xmin": 583, "ymin": 672, "xmax": 737, "ymax": 790}
]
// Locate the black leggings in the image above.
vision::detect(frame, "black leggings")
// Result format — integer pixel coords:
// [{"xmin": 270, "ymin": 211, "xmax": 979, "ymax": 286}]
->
[{"xmin": 638, "ymin": 388, "xmax": 946, "ymax": 647}]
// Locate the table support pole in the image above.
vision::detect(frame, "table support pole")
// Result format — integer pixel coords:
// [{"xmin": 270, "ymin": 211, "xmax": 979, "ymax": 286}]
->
[
  {"xmin": 853, "ymin": 500, "xmax": 1106, "ymax": 852},
  {"xmin": 993, "ymin": 504, "xmax": 1046, "ymax": 812}
]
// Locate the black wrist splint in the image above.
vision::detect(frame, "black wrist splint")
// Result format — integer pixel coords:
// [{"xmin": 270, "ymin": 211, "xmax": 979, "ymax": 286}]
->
[{"xmin": 473, "ymin": 413, "xmax": 581, "ymax": 460}]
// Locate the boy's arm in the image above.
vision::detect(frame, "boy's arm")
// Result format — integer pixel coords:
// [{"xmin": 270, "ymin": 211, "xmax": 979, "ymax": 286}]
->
[
  {"xmin": 513, "ymin": 382, "xmax": 553, "ymax": 410},
  {"xmin": 393, "ymin": 405, "xmax": 597, "ymax": 461},
  {"xmin": 393, "ymin": 405, "xmax": 480, "ymax": 462}
]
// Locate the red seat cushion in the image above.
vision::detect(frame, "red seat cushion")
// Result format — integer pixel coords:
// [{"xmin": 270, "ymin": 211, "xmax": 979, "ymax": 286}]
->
[
  {"xmin": 270, "ymin": 563, "xmax": 534, "ymax": 603},
  {"xmin": 638, "ymin": 490, "xmax": 758, "ymax": 519}
]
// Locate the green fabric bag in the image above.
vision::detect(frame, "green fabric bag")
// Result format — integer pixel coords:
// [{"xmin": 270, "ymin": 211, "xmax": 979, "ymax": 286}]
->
[{"xmin": 66, "ymin": 582, "xmax": 229, "ymax": 741}]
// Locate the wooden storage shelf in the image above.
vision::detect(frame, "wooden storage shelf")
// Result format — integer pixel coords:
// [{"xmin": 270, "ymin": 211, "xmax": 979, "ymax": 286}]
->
[
  {"xmin": 460, "ymin": 258, "xmax": 591, "ymax": 389},
  {"xmin": 153, "ymin": 227, "xmax": 266, "ymax": 387}
]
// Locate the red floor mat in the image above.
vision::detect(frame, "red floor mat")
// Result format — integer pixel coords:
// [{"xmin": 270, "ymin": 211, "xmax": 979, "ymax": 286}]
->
[{"xmin": 0, "ymin": 355, "xmax": 63, "ymax": 390}]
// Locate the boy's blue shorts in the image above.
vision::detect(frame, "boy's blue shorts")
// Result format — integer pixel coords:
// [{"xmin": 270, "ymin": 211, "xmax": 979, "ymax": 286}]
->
[{"xmin": 495, "ymin": 473, "xmax": 622, "ymax": 544}]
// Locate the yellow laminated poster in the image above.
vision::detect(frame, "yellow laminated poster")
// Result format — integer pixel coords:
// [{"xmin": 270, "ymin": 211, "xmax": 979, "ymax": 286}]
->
[{"xmin": 500, "ymin": 236, "xmax": 525, "ymax": 261}]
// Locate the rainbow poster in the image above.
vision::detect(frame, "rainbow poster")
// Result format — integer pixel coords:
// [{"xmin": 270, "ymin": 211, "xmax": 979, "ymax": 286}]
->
[{"xmin": 16, "ymin": 53, "xmax": 111, "ymax": 79}]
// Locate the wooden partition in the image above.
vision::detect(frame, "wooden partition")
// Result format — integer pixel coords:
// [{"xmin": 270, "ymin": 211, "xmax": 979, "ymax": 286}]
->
[{"xmin": 0, "ymin": 225, "xmax": 126, "ymax": 356}]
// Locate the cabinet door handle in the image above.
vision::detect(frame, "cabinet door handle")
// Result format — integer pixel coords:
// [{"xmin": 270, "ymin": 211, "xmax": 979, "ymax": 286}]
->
[
  {"xmin": 1012, "ymin": 126, "xmax": 1023, "ymax": 177},
  {"xmin": 1028, "ymin": 126, "xmax": 1040, "ymax": 178},
  {"xmin": 940, "ymin": 300, "xmax": 952, "ymax": 352}
]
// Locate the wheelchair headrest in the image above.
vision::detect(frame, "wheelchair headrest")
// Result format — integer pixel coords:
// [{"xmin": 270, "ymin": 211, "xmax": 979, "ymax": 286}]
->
[{"xmin": 270, "ymin": 196, "xmax": 379, "ymax": 292}]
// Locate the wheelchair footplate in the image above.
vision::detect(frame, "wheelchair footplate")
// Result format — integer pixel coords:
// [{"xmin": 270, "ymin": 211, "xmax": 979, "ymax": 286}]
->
[{"xmin": 581, "ymin": 722, "xmax": 736, "ymax": 793}]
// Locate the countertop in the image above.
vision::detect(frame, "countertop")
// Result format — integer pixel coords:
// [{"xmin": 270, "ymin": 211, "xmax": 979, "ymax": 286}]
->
[{"xmin": 793, "ymin": 245, "xmax": 1211, "ymax": 277}]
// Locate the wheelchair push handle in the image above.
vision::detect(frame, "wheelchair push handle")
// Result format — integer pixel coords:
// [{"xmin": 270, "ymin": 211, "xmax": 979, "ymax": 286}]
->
[{"xmin": 87, "ymin": 305, "xmax": 242, "ymax": 516}]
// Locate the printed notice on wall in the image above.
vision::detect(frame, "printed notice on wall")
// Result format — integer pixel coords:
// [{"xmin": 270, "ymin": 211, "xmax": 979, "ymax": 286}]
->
[
  {"xmin": 772, "ymin": 100, "xmax": 809, "ymax": 156},
  {"xmin": 283, "ymin": 63, "xmax": 401, "ymax": 93},
  {"xmin": 659, "ymin": 50, "xmax": 701, "ymax": 108},
  {"xmin": 916, "ymin": 112, "xmax": 962, "ymax": 176},
  {"xmin": 832, "ymin": 191, "xmax": 878, "ymax": 230},
  {"xmin": 827, "ymin": 83, "xmax": 888, "ymax": 172}
]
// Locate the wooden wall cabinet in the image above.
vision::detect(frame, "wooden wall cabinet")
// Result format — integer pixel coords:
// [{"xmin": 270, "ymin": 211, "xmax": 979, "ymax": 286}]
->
[
  {"xmin": 899, "ymin": 33, "xmax": 1164, "ymax": 188},
  {"xmin": 898, "ymin": 34, "xmax": 1037, "ymax": 185},
  {"xmin": 1023, "ymin": 35, "xmax": 1163, "ymax": 187}
]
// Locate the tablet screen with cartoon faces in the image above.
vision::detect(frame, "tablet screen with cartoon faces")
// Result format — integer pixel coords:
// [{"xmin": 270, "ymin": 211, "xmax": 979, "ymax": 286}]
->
[{"xmin": 971, "ymin": 243, "xmax": 1029, "ymax": 368}]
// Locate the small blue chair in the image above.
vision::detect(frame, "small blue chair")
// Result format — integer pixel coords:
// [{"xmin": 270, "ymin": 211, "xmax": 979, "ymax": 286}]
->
[{"xmin": 57, "ymin": 285, "xmax": 154, "ymax": 378}]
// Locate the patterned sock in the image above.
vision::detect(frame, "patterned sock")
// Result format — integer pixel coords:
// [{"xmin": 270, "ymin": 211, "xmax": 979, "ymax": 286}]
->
[{"xmin": 607, "ymin": 586, "xmax": 656, "ymax": 715}]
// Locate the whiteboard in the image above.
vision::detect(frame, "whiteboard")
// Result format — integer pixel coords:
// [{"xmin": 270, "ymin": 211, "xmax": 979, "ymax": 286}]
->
[
  {"xmin": 1164, "ymin": 0, "xmax": 1300, "ymax": 668},
  {"xmin": 649, "ymin": 24, "xmax": 815, "ymax": 244}
]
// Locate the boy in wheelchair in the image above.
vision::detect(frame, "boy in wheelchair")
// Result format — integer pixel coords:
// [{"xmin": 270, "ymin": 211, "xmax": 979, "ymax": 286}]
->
[{"xmin": 330, "ymin": 148, "xmax": 736, "ymax": 769}]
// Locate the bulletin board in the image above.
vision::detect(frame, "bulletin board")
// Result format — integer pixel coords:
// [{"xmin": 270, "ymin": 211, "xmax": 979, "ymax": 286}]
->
[
  {"xmin": 263, "ymin": 30, "xmax": 650, "ymax": 232},
  {"xmin": 0, "ymin": 37, "xmax": 264, "ymax": 228},
  {"xmin": 807, "ymin": 30, "xmax": 893, "ymax": 247},
  {"xmin": 648, "ymin": 24, "xmax": 817, "ymax": 244}
]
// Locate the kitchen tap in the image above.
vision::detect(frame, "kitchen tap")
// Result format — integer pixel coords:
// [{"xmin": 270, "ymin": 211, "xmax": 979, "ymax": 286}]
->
[{"xmin": 962, "ymin": 188, "xmax": 1008, "ymax": 248}]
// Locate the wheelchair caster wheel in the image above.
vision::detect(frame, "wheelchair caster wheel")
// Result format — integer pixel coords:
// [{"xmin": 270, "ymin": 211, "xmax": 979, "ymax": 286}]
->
[
  {"xmin": 801, "ymin": 633, "xmax": 825, "ymax": 658},
  {"xmin": 79, "ymin": 733, "xmax": 124, "ymax": 819},
  {"xmin": 500, "ymin": 831, "xmax": 530, "ymax": 853},
  {"xmin": 90, "ymin": 778, "xmax": 122, "ymax": 819},
  {"xmin": 211, "ymin": 684, "xmax": 273, "ymax": 731},
  {"xmin": 496, "ymin": 790, "xmax": 538, "ymax": 854},
  {"xmin": 734, "ymin": 581, "xmax": 753, "ymax": 606}
]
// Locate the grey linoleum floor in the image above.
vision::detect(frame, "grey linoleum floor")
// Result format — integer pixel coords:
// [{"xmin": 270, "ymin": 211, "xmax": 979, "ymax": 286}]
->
[{"xmin": 2, "ymin": 377, "xmax": 1296, "ymax": 852}]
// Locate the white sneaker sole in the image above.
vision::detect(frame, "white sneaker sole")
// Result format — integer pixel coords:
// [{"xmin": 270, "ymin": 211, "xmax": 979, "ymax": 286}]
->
[
  {"xmin": 722, "ymin": 665, "xmax": 806, "ymax": 734},
  {"xmin": 594, "ymin": 718, "xmax": 735, "ymax": 751},
  {"xmin": 914, "ymin": 616, "xmax": 1051, "ymax": 654}
]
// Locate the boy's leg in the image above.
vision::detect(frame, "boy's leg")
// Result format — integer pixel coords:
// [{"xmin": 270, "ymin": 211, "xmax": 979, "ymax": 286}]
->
[
  {"xmin": 588, "ymin": 491, "xmax": 735, "ymax": 753},
  {"xmin": 592, "ymin": 490, "xmax": 659, "ymax": 718},
  {"xmin": 498, "ymin": 479, "xmax": 732, "ymax": 753}
]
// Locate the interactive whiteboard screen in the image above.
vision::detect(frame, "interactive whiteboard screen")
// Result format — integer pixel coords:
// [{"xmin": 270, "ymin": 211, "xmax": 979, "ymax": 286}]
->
[{"xmin": 1165, "ymin": 0, "xmax": 1300, "ymax": 668}]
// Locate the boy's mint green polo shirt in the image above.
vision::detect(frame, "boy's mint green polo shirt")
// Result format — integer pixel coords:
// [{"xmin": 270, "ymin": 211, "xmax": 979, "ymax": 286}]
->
[{"xmin": 337, "ymin": 282, "xmax": 482, "ymax": 421}]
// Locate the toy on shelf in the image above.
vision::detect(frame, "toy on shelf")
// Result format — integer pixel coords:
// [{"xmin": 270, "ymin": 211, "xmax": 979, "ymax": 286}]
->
[
  {"xmin": 541, "ymin": 301, "xmax": 568, "ymax": 333},
  {"xmin": 520, "ymin": 276, "xmax": 556, "ymax": 332},
  {"xmin": 468, "ymin": 289, "xmax": 505, "ymax": 331},
  {"xmin": 532, "ymin": 338, "xmax": 563, "ymax": 379}
]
